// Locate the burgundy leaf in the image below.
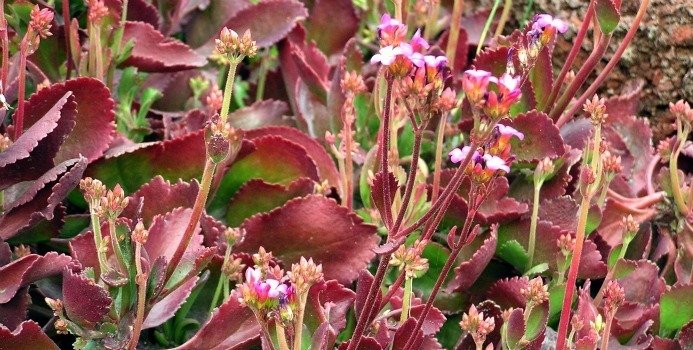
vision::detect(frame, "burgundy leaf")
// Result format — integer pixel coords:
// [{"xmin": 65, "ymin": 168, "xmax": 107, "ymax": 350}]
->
[
  {"xmin": 0, "ymin": 252, "xmax": 72, "ymax": 303},
  {"xmin": 62, "ymin": 268, "xmax": 112, "ymax": 330},
  {"xmin": 598, "ymin": 198, "xmax": 657, "ymax": 247},
  {"xmin": 305, "ymin": 279, "xmax": 355, "ymax": 333},
  {"xmin": 560, "ymin": 117, "xmax": 593, "ymax": 150},
  {"xmin": 354, "ymin": 270, "xmax": 382, "ymax": 322},
  {"xmin": 238, "ymin": 195, "xmax": 378, "ymax": 283},
  {"xmin": 504, "ymin": 110, "xmax": 565, "ymax": 162},
  {"xmin": 447, "ymin": 226, "xmax": 497, "ymax": 292},
  {"xmin": 143, "ymin": 276, "xmax": 199, "ymax": 328},
  {"xmin": 0, "ymin": 92, "xmax": 76, "ymax": 189},
  {"xmin": 390, "ymin": 297, "xmax": 446, "ymax": 336},
  {"xmin": 175, "ymin": 295, "xmax": 259, "ymax": 350},
  {"xmin": 505, "ymin": 307, "xmax": 527, "ymax": 348},
  {"xmin": 226, "ymin": 177, "xmax": 314, "ymax": 227},
  {"xmin": 371, "ymin": 171, "xmax": 398, "ymax": 222},
  {"xmin": 392, "ymin": 318, "xmax": 423, "ymax": 350},
  {"xmin": 121, "ymin": 21, "xmax": 207, "ymax": 72},
  {"xmin": 0, "ymin": 320, "xmax": 59, "ymax": 350},
  {"xmin": 0, "ymin": 157, "xmax": 87, "ymax": 241},
  {"xmin": 305, "ymin": 0, "xmax": 359, "ymax": 56},
  {"xmin": 530, "ymin": 46, "xmax": 554, "ymax": 111},
  {"xmin": 443, "ymin": 177, "xmax": 527, "ymax": 227},
  {"xmin": 611, "ymin": 302, "xmax": 658, "ymax": 339},
  {"xmin": 104, "ymin": 0, "xmax": 160, "ymax": 28},
  {"xmin": 22, "ymin": 78, "xmax": 115, "ymax": 162},
  {"xmin": 245, "ymin": 126, "xmax": 340, "ymax": 192},
  {"xmin": 613, "ymin": 259, "xmax": 665, "ymax": 304},
  {"xmin": 228, "ymin": 100, "xmax": 292, "ymax": 130},
  {"xmin": 311, "ymin": 322, "xmax": 337, "ymax": 350},
  {"xmin": 337, "ymin": 337, "xmax": 382, "ymax": 350},
  {"xmin": 576, "ymin": 281, "xmax": 599, "ymax": 340},
  {"xmin": 486, "ymin": 276, "xmax": 529, "ymax": 309},
  {"xmin": 121, "ymin": 176, "xmax": 199, "ymax": 225},
  {"xmin": 602, "ymin": 112, "xmax": 654, "ymax": 196},
  {"xmin": 145, "ymin": 207, "xmax": 204, "ymax": 264},
  {"xmin": 0, "ymin": 287, "xmax": 29, "ymax": 330}
]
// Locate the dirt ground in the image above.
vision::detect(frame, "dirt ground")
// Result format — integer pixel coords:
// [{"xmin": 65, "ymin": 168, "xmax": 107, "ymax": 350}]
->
[{"xmin": 476, "ymin": 0, "xmax": 693, "ymax": 119}]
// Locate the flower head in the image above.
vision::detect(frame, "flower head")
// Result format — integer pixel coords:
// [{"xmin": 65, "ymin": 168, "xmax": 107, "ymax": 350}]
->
[
  {"xmin": 410, "ymin": 29, "xmax": 429, "ymax": 52},
  {"xmin": 603, "ymin": 281, "xmax": 625, "ymax": 315},
  {"xmin": 460, "ymin": 305, "xmax": 496, "ymax": 347},
  {"xmin": 377, "ymin": 14, "xmax": 407, "ymax": 46},
  {"xmin": 214, "ymin": 28, "xmax": 257, "ymax": 63},
  {"xmin": 482, "ymin": 154, "xmax": 510, "ymax": 173},
  {"xmin": 449, "ymin": 146, "xmax": 478, "ymax": 164},
  {"xmin": 532, "ymin": 14, "xmax": 569, "ymax": 45},
  {"xmin": 583, "ymin": 95, "xmax": 608, "ymax": 125},
  {"xmin": 489, "ymin": 124, "xmax": 524, "ymax": 158},
  {"xmin": 29, "ymin": 6, "xmax": 54, "ymax": 39},
  {"xmin": 87, "ymin": 0, "xmax": 108, "ymax": 24},
  {"xmin": 462, "ymin": 69, "xmax": 492, "ymax": 105}
]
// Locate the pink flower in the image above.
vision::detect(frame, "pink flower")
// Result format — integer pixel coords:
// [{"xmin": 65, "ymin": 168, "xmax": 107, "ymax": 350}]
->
[
  {"xmin": 496, "ymin": 124, "xmax": 524, "ymax": 141},
  {"xmin": 264, "ymin": 279, "xmax": 288, "ymax": 298},
  {"xmin": 245, "ymin": 267, "xmax": 262, "ymax": 284},
  {"xmin": 449, "ymin": 146, "xmax": 478, "ymax": 164},
  {"xmin": 462, "ymin": 69, "xmax": 492, "ymax": 104},
  {"xmin": 378, "ymin": 14, "xmax": 404, "ymax": 31},
  {"xmin": 533, "ymin": 14, "xmax": 569, "ymax": 34},
  {"xmin": 484, "ymin": 74, "xmax": 522, "ymax": 118},
  {"xmin": 424, "ymin": 55, "xmax": 448, "ymax": 69},
  {"xmin": 483, "ymin": 154, "xmax": 510, "ymax": 173},
  {"xmin": 410, "ymin": 29, "xmax": 429, "ymax": 53},
  {"xmin": 371, "ymin": 45, "xmax": 404, "ymax": 66},
  {"xmin": 378, "ymin": 14, "xmax": 407, "ymax": 46},
  {"xmin": 491, "ymin": 74, "xmax": 521, "ymax": 97}
]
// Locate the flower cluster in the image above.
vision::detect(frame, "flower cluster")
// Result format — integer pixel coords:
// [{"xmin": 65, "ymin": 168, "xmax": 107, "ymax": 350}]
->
[
  {"xmin": 449, "ymin": 124, "xmax": 524, "ymax": 183},
  {"xmin": 530, "ymin": 14, "xmax": 569, "ymax": 46},
  {"xmin": 460, "ymin": 304, "xmax": 496, "ymax": 348},
  {"xmin": 239, "ymin": 267, "xmax": 295, "ymax": 314},
  {"xmin": 390, "ymin": 239, "xmax": 429, "ymax": 278},
  {"xmin": 213, "ymin": 28, "xmax": 258, "ymax": 64},
  {"xmin": 462, "ymin": 70, "xmax": 522, "ymax": 120}
]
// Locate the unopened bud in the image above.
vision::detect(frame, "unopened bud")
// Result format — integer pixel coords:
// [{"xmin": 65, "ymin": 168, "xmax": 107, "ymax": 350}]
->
[
  {"xmin": 131, "ymin": 221, "xmax": 148, "ymax": 245},
  {"xmin": 54, "ymin": 318, "xmax": 69, "ymax": 334},
  {"xmin": 534, "ymin": 157, "xmax": 554, "ymax": 183},
  {"xmin": 222, "ymin": 257, "xmax": 245, "ymax": 282},
  {"xmin": 602, "ymin": 152, "xmax": 622, "ymax": 176},
  {"xmin": 603, "ymin": 280, "xmax": 625, "ymax": 315},
  {"xmin": 100, "ymin": 184, "xmax": 128, "ymax": 219},
  {"xmin": 13, "ymin": 245, "xmax": 31, "ymax": 258},
  {"xmin": 622, "ymin": 214, "xmax": 639, "ymax": 234},
  {"xmin": 253, "ymin": 246, "xmax": 274, "ymax": 268},
  {"xmin": 214, "ymin": 28, "xmax": 257, "ymax": 63},
  {"xmin": 583, "ymin": 95, "xmax": 607, "ymax": 126},
  {"xmin": 80, "ymin": 177, "xmax": 107, "ymax": 204},
  {"xmin": 29, "ymin": 6, "xmax": 54, "ymax": 39},
  {"xmin": 557, "ymin": 234, "xmax": 576, "ymax": 257},
  {"xmin": 521, "ymin": 277, "xmax": 549, "ymax": 306},
  {"xmin": 206, "ymin": 85, "xmax": 223, "ymax": 112},
  {"xmin": 87, "ymin": 0, "xmax": 108, "ymax": 24},
  {"xmin": 224, "ymin": 227, "xmax": 245, "ymax": 247},
  {"xmin": 288, "ymin": 257, "xmax": 324, "ymax": 293},
  {"xmin": 0, "ymin": 134, "xmax": 11, "ymax": 152},
  {"xmin": 341, "ymin": 71, "xmax": 366, "ymax": 96}
]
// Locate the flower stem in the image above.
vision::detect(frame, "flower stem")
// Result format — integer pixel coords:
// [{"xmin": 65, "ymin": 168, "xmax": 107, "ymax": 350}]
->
[
  {"xmin": 431, "ymin": 114, "xmax": 446, "ymax": 203},
  {"xmin": 669, "ymin": 131, "xmax": 690, "ymax": 215},
  {"xmin": 220, "ymin": 61, "xmax": 239, "ymax": 123},
  {"xmin": 164, "ymin": 159, "xmax": 216, "ymax": 282},
  {"xmin": 476, "ymin": 0, "xmax": 502, "ymax": 55},
  {"xmin": 209, "ymin": 245, "xmax": 232, "ymax": 312},
  {"xmin": 399, "ymin": 277, "xmax": 413, "ymax": 325},
  {"xmin": 494, "ymin": 0, "xmax": 513, "ymax": 37},
  {"xmin": 90, "ymin": 205, "xmax": 109, "ymax": 281},
  {"xmin": 393, "ymin": 128, "xmax": 423, "ymax": 231},
  {"xmin": 423, "ymin": 0, "xmax": 440, "ymax": 40},
  {"xmin": 107, "ymin": 0, "xmax": 129, "ymax": 88},
  {"xmin": 276, "ymin": 323, "xmax": 290, "ymax": 350},
  {"xmin": 381, "ymin": 76, "xmax": 394, "ymax": 228},
  {"xmin": 0, "ymin": 0, "xmax": 10, "ymax": 91},
  {"xmin": 526, "ymin": 181, "xmax": 542, "ymax": 272},
  {"xmin": 128, "ymin": 242, "xmax": 147, "ymax": 350},
  {"xmin": 555, "ymin": 192, "xmax": 592, "ymax": 350},
  {"xmin": 601, "ymin": 313, "xmax": 613, "ymax": 350},
  {"xmin": 14, "ymin": 35, "xmax": 29, "ymax": 139},
  {"xmin": 62, "ymin": 0, "xmax": 73, "ymax": 78},
  {"xmin": 445, "ymin": 0, "xmax": 464, "ymax": 64},
  {"xmin": 255, "ymin": 52, "xmax": 268, "ymax": 101},
  {"xmin": 108, "ymin": 219, "xmax": 128, "ymax": 274},
  {"xmin": 293, "ymin": 292, "xmax": 308, "ymax": 350},
  {"xmin": 345, "ymin": 256, "xmax": 390, "ymax": 350}
]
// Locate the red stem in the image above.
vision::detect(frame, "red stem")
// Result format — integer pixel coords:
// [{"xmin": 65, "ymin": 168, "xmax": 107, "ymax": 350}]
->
[
  {"xmin": 557, "ymin": 0, "xmax": 651, "ymax": 127},
  {"xmin": 62, "ymin": 0, "xmax": 73, "ymax": 79},
  {"xmin": 549, "ymin": 33, "xmax": 611, "ymax": 122},
  {"xmin": 0, "ymin": 0, "xmax": 8, "ymax": 92},
  {"xmin": 381, "ymin": 269, "xmax": 406, "ymax": 308},
  {"xmin": 381, "ymin": 77, "xmax": 394, "ymax": 228},
  {"xmin": 543, "ymin": 0, "xmax": 595, "ymax": 113},
  {"xmin": 392, "ymin": 128, "xmax": 423, "ymax": 231},
  {"xmin": 346, "ymin": 256, "xmax": 390, "ymax": 350},
  {"xmin": 14, "ymin": 36, "xmax": 29, "ymax": 140}
]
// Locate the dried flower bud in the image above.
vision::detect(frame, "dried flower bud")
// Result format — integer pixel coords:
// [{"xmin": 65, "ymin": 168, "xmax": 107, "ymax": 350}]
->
[
  {"xmin": 583, "ymin": 95, "xmax": 607, "ymax": 126},
  {"xmin": 13, "ymin": 245, "xmax": 31, "ymax": 258},
  {"xmin": 99, "ymin": 184, "xmax": 129, "ymax": 219},
  {"xmin": 602, "ymin": 152, "xmax": 623, "ymax": 176},
  {"xmin": 341, "ymin": 71, "xmax": 366, "ymax": 96},
  {"xmin": 521, "ymin": 277, "xmax": 549, "ymax": 306},
  {"xmin": 87, "ymin": 0, "xmax": 108, "ymax": 24},
  {"xmin": 460, "ymin": 305, "xmax": 495, "ymax": 347},
  {"xmin": 131, "ymin": 221, "xmax": 148, "ymax": 245},
  {"xmin": 433, "ymin": 87, "xmax": 457, "ymax": 113},
  {"xmin": 54, "ymin": 318, "xmax": 69, "ymax": 334},
  {"xmin": 80, "ymin": 177, "xmax": 107, "ymax": 204},
  {"xmin": 622, "ymin": 215, "xmax": 639, "ymax": 234},
  {"xmin": 557, "ymin": 234, "xmax": 576, "ymax": 257},
  {"xmin": 222, "ymin": 258, "xmax": 245, "ymax": 282},
  {"xmin": 288, "ymin": 257, "xmax": 324, "ymax": 293},
  {"xmin": 253, "ymin": 246, "xmax": 274, "ymax": 268},
  {"xmin": 29, "ymin": 6, "xmax": 54, "ymax": 39},
  {"xmin": 224, "ymin": 227, "xmax": 245, "ymax": 247},
  {"xmin": 206, "ymin": 85, "xmax": 223, "ymax": 112},
  {"xmin": 45, "ymin": 298, "xmax": 63, "ymax": 316},
  {"xmin": 603, "ymin": 280, "xmax": 625, "ymax": 315},
  {"xmin": 0, "ymin": 133, "xmax": 11, "ymax": 152}
]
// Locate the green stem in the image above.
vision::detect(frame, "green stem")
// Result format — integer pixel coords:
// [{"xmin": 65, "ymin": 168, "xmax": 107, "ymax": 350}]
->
[
  {"xmin": 108, "ymin": 219, "xmax": 128, "ymax": 274},
  {"xmin": 494, "ymin": 0, "xmax": 512, "ymax": 37},
  {"xmin": 669, "ymin": 129, "xmax": 690, "ymax": 215},
  {"xmin": 399, "ymin": 277, "xmax": 412, "ymax": 325},
  {"xmin": 293, "ymin": 292, "xmax": 308, "ymax": 350},
  {"xmin": 526, "ymin": 181, "xmax": 543, "ymax": 272},
  {"xmin": 128, "ymin": 243, "xmax": 147, "ymax": 350},
  {"xmin": 596, "ymin": 176, "xmax": 612, "ymax": 209},
  {"xmin": 521, "ymin": 0, "xmax": 535, "ymax": 26},
  {"xmin": 90, "ymin": 206, "xmax": 109, "ymax": 281},
  {"xmin": 423, "ymin": 0, "xmax": 440, "ymax": 40},
  {"xmin": 594, "ymin": 235, "xmax": 633, "ymax": 305},
  {"xmin": 164, "ymin": 159, "xmax": 216, "ymax": 282},
  {"xmin": 255, "ymin": 54, "xmax": 268, "ymax": 101},
  {"xmin": 276, "ymin": 323, "xmax": 290, "ymax": 350},
  {"xmin": 220, "ymin": 61, "xmax": 239, "ymax": 123},
  {"xmin": 14, "ymin": 35, "xmax": 29, "ymax": 139},
  {"xmin": 476, "ymin": 0, "xmax": 502, "ymax": 55},
  {"xmin": 107, "ymin": 0, "xmax": 129, "ymax": 87},
  {"xmin": 445, "ymin": 0, "xmax": 464, "ymax": 63},
  {"xmin": 209, "ymin": 245, "xmax": 232, "ymax": 312}
]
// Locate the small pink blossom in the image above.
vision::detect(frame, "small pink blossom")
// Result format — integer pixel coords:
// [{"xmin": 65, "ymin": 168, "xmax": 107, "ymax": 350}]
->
[
  {"xmin": 424, "ymin": 55, "xmax": 448, "ymax": 69},
  {"xmin": 378, "ymin": 14, "xmax": 404, "ymax": 31},
  {"xmin": 496, "ymin": 124, "xmax": 524, "ymax": 141},
  {"xmin": 491, "ymin": 74, "xmax": 521, "ymax": 97},
  {"xmin": 533, "ymin": 14, "xmax": 569, "ymax": 34},
  {"xmin": 371, "ymin": 45, "xmax": 404, "ymax": 66},
  {"xmin": 449, "ymin": 146, "xmax": 478, "ymax": 164},
  {"xmin": 483, "ymin": 154, "xmax": 510, "ymax": 173},
  {"xmin": 462, "ymin": 69, "xmax": 492, "ymax": 104},
  {"xmin": 378, "ymin": 14, "xmax": 407, "ymax": 46},
  {"xmin": 410, "ymin": 29, "xmax": 429, "ymax": 53},
  {"xmin": 245, "ymin": 267, "xmax": 262, "ymax": 284}
]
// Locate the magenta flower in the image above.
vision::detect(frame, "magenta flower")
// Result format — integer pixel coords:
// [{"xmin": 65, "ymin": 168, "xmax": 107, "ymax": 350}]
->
[
  {"xmin": 245, "ymin": 267, "xmax": 262, "ymax": 284},
  {"xmin": 532, "ymin": 14, "xmax": 569, "ymax": 34},
  {"xmin": 424, "ymin": 55, "xmax": 448, "ymax": 69},
  {"xmin": 378, "ymin": 14, "xmax": 404, "ymax": 31},
  {"xmin": 496, "ymin": 124, "xmax": 524, "ymax": 141},
  {"xmin": 449, "ymin": 146, "xmax": 479, "ymax": 164},
  {"xmin": 491, "ymin": 74, "xmax": 521, "ymax": 97},
  {"xmin": 264, "ymin": 279, "xmax": 288, "ymax": 298},
  {"xmin": 371, "ymin": 45, "xmax": 404, "ymax": 66},
  {"xmin": 410, "ymin": 29, "xmax": 430, "ymax": 53},
  {"xmin": 483, "ymin": 154, "xmax": 510, "ymax": 173},
  {"xmin": 378, "ymin": 14, "xmax": 407, "ymax": 46},
  {"xmin": 462, "ymin": 69, "xmax": 492, "ymax": 104}
]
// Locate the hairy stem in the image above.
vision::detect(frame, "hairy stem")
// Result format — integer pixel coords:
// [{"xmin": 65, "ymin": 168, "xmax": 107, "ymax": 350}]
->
[
  {"xmin": 476, "ymin": 0, "xmax": 502, "ymax": 55},
  {"xmin": 128, "ymin": 243, "xmax": 147, "ymax": 350},
  {"xmin": 593, "ymin": 234, "xmax": 631, "ymax": 305},
  {"xmin": 14, "ymin": 36, "xmax": 29, "ymax": 139},
  {"xmin": 346, "ymin": 256, "xmax": 390, "ymax": 350},
  {"xmin": 601, "ymin": 313, "xmax": 613, "ymax": 350},
  {"xmin": 381, "ymin": 77, "xmax": 394, "ymax": 228},
  {"xmin": 526, "ymin": 181, "xmax": 542, "ymax": 272},
  {"xmin": 494, "ymin": 0, "xmax": 513, "ymax": 37},
  {"xmin": 399, "ymin": 277, "xmax": 413, "ymax": 325},
  {"xmin": 544, "ymin": 0, "xmax": 595, "ymax": 113},
  {"xmin": 90, "ymin": 205, "xmax": 109, "ymax": 281},
  {"xmin": 558, "ymin": 0, "xmax": 650, "ymax": 127},
  {"xmin": 445, "ymin": 0, "xmax": 464, "ymax": 64},
  {"xmin": 393, "ymin": 128, "xmax": 423, "ymax": 231},
  {"xmin": 293, "ymin": 292, "xmax": 308, "ymax": 350},
  {"xmin": 276, "ymin": 323, "xmax": 290, "ymax": 350},
  {"xmin": 556, "ymin": 193, "xmax": 592, "ymax": 350},
  {"xmin": 431, "ymin": 114, "xmax": 446, "ymax": 202},
  {"xmin": 108, "ymin": 219, "xmax": 128, "ymax": 275},
  {"xmin": 381, "ymin": 269, "xmax": 406, "ymax": 308},
  {"xmin": 209, "ymin": 244, "xmax": 232, "ymax": 312},
  {"xmin": 343, "ymin": 99, "xmax": 357, "ymax": 210},
  {"xmin": 0, "ymin": 0, "xmax": 8, "ymax": 91},
  {"xmin": 165, "ymin": 159, "xmax": 216, "ymax": 282},
  {"xmin": 220, "ymin": 61, "xmax": 239, "ymax": 123}
]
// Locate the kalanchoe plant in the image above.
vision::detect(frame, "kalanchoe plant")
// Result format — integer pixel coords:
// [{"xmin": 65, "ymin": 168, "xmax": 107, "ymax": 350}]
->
[{"xmin": 2, "ymin": 0, "xmax": 693, "ymax": 349}]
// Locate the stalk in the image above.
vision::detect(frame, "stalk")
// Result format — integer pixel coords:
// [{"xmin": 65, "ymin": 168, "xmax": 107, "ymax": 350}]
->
[
  {"xmin": 445, "ymin": 0, "xmax": 464, "ymax": 64},
  {"xmin": 494, "ymin": 0, "xmax": 513, "ymax": 37},
  {"xmin": 544, "ymin": 0, "xmax": 595, "ymax": 113},
  {"xmin": 14, "ymin": 36, "xmax": 29, "ymax": 139},
  {"xmin": 399, "ymin": 277, "xmax": 413, "ymax": 324},
  {"xmin": 557, "ymin": 0, "xmax": 650, "ymax": 127},
  {"xmin": 0, "ymin": 0, "xmax": 10, "ymax": 90},
  {"xmin": 593, "ymin": 236, "xmax": 631, "ymax": 305},
  {"xmin": 255, "ymin": 52, "xmax": 268, "ymax": 101},
  {"xmin": 89, "ymin": 204, "xmax": 109, "ymax": 280},
  {"xmin": 431, "ymin": 113, "xmax": 446, "ymax": 202},
  {"xmin": 380, "ymin": 76, "xmax": 394, "ymax": 228},
  {"xmin": 555, "ymin": 193, "xmax": 592, "ymax": 350},
  {"xmin": 62, "ymin": 0, "xmax": 73, "ymax": 78},
  {"xmin": 108, "ymin": 219, "xmax": 128, "ymax": 275},
  {"xmin": 381, "ymin": 269, "xmax": 406, "ymax": 308},
  {"xmin": 345, "ymin": 256, "xmax": 390, "ymax": 350},
  {"xmin": 423, "ymin": 0, "xmax": 440, "ymax": 40},
  {"xmin": 526, "ymin": 182, "xmax": 542, "ymax": 271},
  {"xmin": 668, "ymin": 126, "xmax": 689, "ymax": 215},
  {"xmin": 343, "ymin": 107, "xmax": 356, "ymax": 211},
  {"xmin": 276, "ymin": 323, "xmax": 290, "ymax": 350},
  {"xmin": 292, "ymin": 293, "xmax": 309, "ymax": 350},
  {"xmin": 164, "ymin": 159, "xmax": 216, "ymax": 281},
  {"xmin": 209, "ymin": 244, "xmax": 233, "ymax": 312},
  {"xmin": 392, "ymin": 128, "xmax": 423, "ymax": 231},
  {"xmin": 601, "ymin": 315, "xmax": 613, "ymax": 350},
  {"xmin": 476, "ymin": 0, "xmax": 502, "ymax": 55},
  {"xmin": 220, "ymin": 61, "xmax": 239, "ymax": 123},
  {"xmin": 107, "ymin": 0, "xmax": 129, "ymax": 87},
  {"xmin": 128, "ymin": 242, "xmax": 147, "ymax": 350}
]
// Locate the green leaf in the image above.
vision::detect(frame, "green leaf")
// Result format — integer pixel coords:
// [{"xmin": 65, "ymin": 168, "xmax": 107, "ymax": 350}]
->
[
  {"xmin": 524, "ymin": 263, "xmax": 549, "ymax": 276},
  {"xmin": 497, "ymin": 239, "xmax": 528, "ymax": 271},
  {"xmin": 413, "ymin": 242, "xmax": 451, "ymax": 299},
  {"xmin": 596, "ymin": 0, "xmax": 621, "ymax": 34},
  {"xmin": 525, "ymin": 301, "xmax": 549, "ymax": 341},
  {"xmin": 659, "ymin": 284, "xmax": 693, "ymax": 338}
]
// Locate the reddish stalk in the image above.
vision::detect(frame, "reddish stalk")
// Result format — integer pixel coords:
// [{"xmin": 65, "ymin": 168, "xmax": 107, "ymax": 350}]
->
[
  {"xmin": 381, "ymin": 270, "xmax": 406, "ymax": 308},
  {"xmin": 128, "ymin": 242, "xmax": 147, "ymax": 350},
  {"xmin": 431, "ymin": 113, "xmax": 447, "ymax": 202},
  {"xmin": 558, "ymin": 0, "xmax": 651, "ymax": 127},
  {"xmin": 0, "ymin": 0, "xmax": 9, "ymax": 91},
  {"xmin": 550, "ymin": 33, "xmax": 611, "ymax": 123},
  {"xmin": 62, "ymin": 0, "xmax": 73, "ymax": 78},
  {"xmin": 381, "ymin": 76, "xmax": 394, "ymax": 228},
  {"xmin": 445, "ymin": 0, "xmax": 465, "ymax": 64},
  {"xmin": 164, "ymin": 159, "xmax": 216, "ymax": 282},
  {"xmin": 393, "ymin": 128, "xmax": 424, "ymax": 231},
  {"xmin": 346, "ymin": 255, "xmax": 390, "ymax": 350},
  {"xmin": 14, "ymin": 36, "xmax": 30, "ymax": 139},
  {"xmin": 543, "ymin": 0, "xmax": 595, "ymax": 113}
]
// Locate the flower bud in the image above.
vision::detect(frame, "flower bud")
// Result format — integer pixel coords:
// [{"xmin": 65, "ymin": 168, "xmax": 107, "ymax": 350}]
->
[
  {"xmin": 521, "ymin": 277, "xmax": 549, "ymax": 306},
  {"xmin": 602, "ymin": 152, "xmax": 622, "ymax": 176},
  {"xmin": 55, "ymin": 318, "xmax": 69, "ymax": 334},
  {"xmin": 87, "ymin": 0, "xmax": 108, "ymax": 24},
  {"xmin": 288, "ymin": 257, "xmax": 323, "ymax": 293},
  {"xmin": 603, "ymin": 281, "xmax": 625, "ymax": 315},
  {"xmin": 460, "ymin": 304, "xmax": 495, "ymax": 347},
  {"xmin": 224, "ymin": 227, "xmax": 245, "ymax": 247},
  {"xmin": 222, "ymin": 257, "xmax": 245, "ymax": 282},
  {"xmin": 341, "ymin": 71, "xmax": 366, "ymax": 96},
  {"xmin": 622, "ymin": 214, "xmax": 639, "ymax": 234},
  {"xmin": 205, "ymin": 118, "xmax": 243, "ymax": 164},
  {"xmin": 99, "ymin": 184, "xmax": 129, "ymax": 220},
  {"xmin": 583, "ymin": 95, "xmax": 607, "ymax": 126},
  {"xmin": 214, "ymin": 28, "xmax": 257, "ymax": 63},
  {"xmin": 29, "ymin": 6, "xmax": 54, "ymax": 39},
  {"xmin": 0, "ymin": 133, "xmax": 11, "ymax": 152},
  {"xmin": 13, "ymin": 245, "xmax": 31, "ymax": 258},
  {"xmin": 206, "ymin": 85, "xmax": 223, "ymax": 113},
  {"xmin": 80, "ymin": 177, "xmax": 107, "ymax": 205},
  {"xmin": 131, "ymin": 221, "xmax": 149, "ymax": 245},
  {"xmin": 557, "ymin": 234, "xmax": 576, "ymax": 257},
  {"xmin": 462, "ymin": 70, "xmax": 492, "ymax": 105}
]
